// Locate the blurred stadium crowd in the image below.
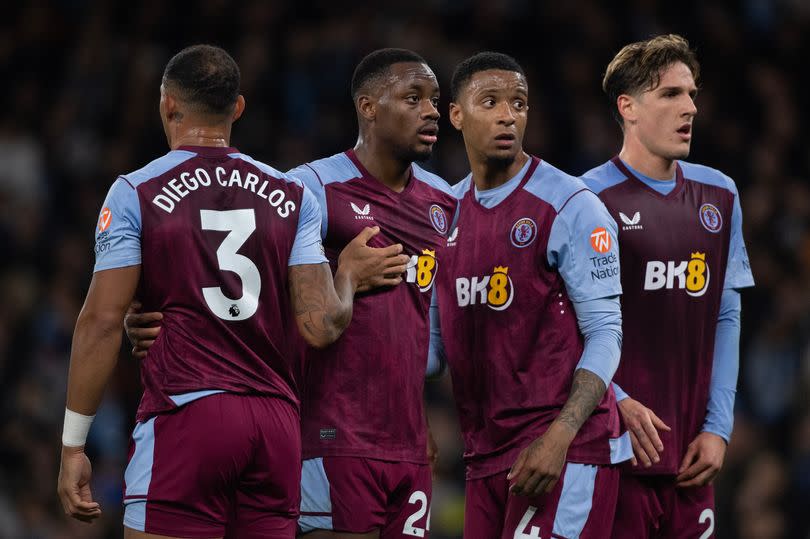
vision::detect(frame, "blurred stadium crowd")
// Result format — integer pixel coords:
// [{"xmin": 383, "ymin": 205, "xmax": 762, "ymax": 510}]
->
[{"xmin": 1, "ymin": 1, "xmax": 809, "ymax": 537}]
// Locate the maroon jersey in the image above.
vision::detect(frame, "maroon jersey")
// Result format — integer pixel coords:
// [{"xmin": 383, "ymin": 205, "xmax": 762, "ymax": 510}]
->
[
  {"xmin": 436, "ymin": 157, "xmax": 627, "ymax": 479},
  {"xmin": 288, "ymin": 150, "xmax": 458, "ymax": 463},
  {"xmin": 583, "ymin": 157, "xmax": 751, "ymax": 474},
  {"xmin": 94, "ymin": 146, "xmax": 326, "ymax": 422}
]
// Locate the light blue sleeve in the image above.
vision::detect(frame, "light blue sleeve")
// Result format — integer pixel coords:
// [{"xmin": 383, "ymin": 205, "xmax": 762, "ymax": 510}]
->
[
  {"xmin": 612, "ymin": 382, "xmax": 630, "ymax": 402},
  {"xmin": 288, "ymin": 185, "xmax": 328, "ymax": 266},
  {"xmin": 723, "ymin": 190, "xmax": 755, "ymax": 289},
  {"xmin": 572, "ymin": 296, "xmax": 622, "ymax": 387},
  {"xmin": 547, "ymin": 190, "xmax": 622, "ymax": 302},
  {"xmin": 287, "ymin": 164, "xmax": 328, "ymax": 240},
  {"xmin": 701, "ymin": 289, "xmax": 741, "ymax": 443},
  {"xmin": 93, "ymin": 178, "xmax": 142, "ymax": 272},
  {"xmin": 426, "ymin": 288, "xmax": 446, "ymax": 378}
]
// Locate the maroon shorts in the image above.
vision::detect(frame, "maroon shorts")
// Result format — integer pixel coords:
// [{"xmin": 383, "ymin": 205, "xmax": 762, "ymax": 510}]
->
[
  {"xmin": 463, "ymin": 462, "xmax": 619, "ymax": 539},
  {"xmin": 298, "ymin": 456, "xmax": 432, "ymax": 537},
  {"xmin": 123, "ymin": 392, "xmax": 301, "ymax": 539},
  {"xmin": 612, "ymin": 473, "xmax": 715, "ymax": 538}
]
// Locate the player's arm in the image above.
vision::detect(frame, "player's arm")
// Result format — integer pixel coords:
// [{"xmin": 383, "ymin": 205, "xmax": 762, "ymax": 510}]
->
[
  {"xmin": 425, "ymin": 201, "xmax": 458, "ymax": 379},
  {"xmin": 509, "ymin": 189, "xmax": 623, "ymax": 497},
  {"xmin": 553, "ymin": 296, "xmax": 624, "ymax": 437},
  {"xmin": 288, "ymin": 263, "xmax": 353, "ymax": 348},
  {"xmin": 426, "ymin": 288, "xmax": 447, "ymax": 379},
  {"xmin": 288, "ymin": 185, "xmax": 408, "ymax": 348},
  {"xmin": 124, "ymin": 300, "xmax": 162, "ymax": 360},
  {"xmin": 701, "ymin": 288, "xmax": 741, "ymax": 444},
  {"xmin": 288, "ymin": 230, "xmax": 407, "ymax": 348},
  {"xmin": 66, "ymin": 267, "xmax": 141, "ymax": 415},
  {"xmin": 423, "ymin": 289, "xmax": 445, "ymax": 470},
  {"xmin": 612, "ymin": 380, "xmax": 671, "ymax": 467},
  {"xmin": 508, "ymin": 375, "xmax": 612, "ymax": 497},
  {"xmin": 58, "ymin": 178, "xmax": 143, "ymax": 522},
  {"xmin": 58, "ymin": 266, "xmax": 140, "ymax": 522},
  {"xmin": 508, "ymin": 299, "xmax": 621, "ymax": 496},
  {"xmin": 561, "ymin": 297, "xmax": 622, "ymax": 423}
]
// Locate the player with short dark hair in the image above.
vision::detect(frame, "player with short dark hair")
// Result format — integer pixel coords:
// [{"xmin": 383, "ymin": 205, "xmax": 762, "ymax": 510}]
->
[
  {"xmin": 449, "ymin": 51, "xmax": 525, "ymax": 102},
  {"xmin": 161, "ymin": 44, "xmax": 242, "ymax": 116},
  {"xmin": 582, "ymin": 34, "xmax": 755, "ymax": 538},
  {"xmin": 56, "ymin": 44, "xmax": 408, "ymax": 539},
  {"xmin": 288, "ymin": 47, "xmax": 456, "ymax": 539},
  {"xmin": 350, "ymin": 48, "xmax": 428, "ymax": 99},
  {"xmin": 433, "ymin": 51, "xmax": 632, "ymax": 539}
]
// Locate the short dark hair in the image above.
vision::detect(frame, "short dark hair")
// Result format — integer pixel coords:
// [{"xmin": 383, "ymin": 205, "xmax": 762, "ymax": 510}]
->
[
  {"xmin": 162, "ymin": 44, "xmax": 240, "ymax": 116},
  {"xmin": 350, "ymin": 48, "xmax": 427, "ymax": 98},
  {"xmin": 451, "ymin": 52, "xmax": 525, "ymax": 101},
  {"xmin": 603, "ymin": 34, "xmax": 700, "ymax": 125}
]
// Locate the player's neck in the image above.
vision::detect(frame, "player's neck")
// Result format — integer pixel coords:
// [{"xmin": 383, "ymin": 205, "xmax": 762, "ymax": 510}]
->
[
  {"xmin": 471, "ymin": 151, "xmax": 529, "ymax": 191},
  {"xmin": 352, "ymin": 141, "xmax": 411, "ymax": 193},
  {"xmin": 619, "ymin": 140, "xmax": 676, "ymax": 181},
  {"xmin": 170, "ymin": 126, "xmax": 232, "ymax": 150}
]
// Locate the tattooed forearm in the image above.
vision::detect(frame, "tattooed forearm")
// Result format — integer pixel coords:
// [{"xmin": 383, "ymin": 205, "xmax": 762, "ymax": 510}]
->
[
  {"xmin": 554, "ymin": 369, "xmax": 607, "ymax": 435},
  {"xmin": 289, "ymin": 263, "xmax": 352, "ymax": 348}
]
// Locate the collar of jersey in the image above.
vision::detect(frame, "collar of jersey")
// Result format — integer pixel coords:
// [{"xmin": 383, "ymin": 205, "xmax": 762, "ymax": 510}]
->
[
  {"xmin": 176, "ymin": 145, "xmax": 238, "ymax": 157},
  {"xmin": 466, "ymin": 155, "xmax": 541, "ymax": 213},
  {"xmin": 344, "ymin": 149, "xmax": 417, "ymax": 199},
  {"xmin": 610, "ymin": 156, "xmax": 685, "ymax": 200}
]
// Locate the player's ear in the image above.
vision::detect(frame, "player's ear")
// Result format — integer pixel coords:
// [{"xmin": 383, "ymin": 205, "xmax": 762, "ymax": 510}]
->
[
  {"xmin": 357, "ymin": 94, "xmax": 376, "ymax": 122},
  {"xmin": 617, "ymin": 94, "xmax": 636, "ymax": 125},
  {"xmin": 449, "ymin": 102, "xmax": 463, "ymax": 131},
  {"xmin": 160, "ymin": 85, "xmax": 183, "ymax": 124},
  {"xmin": 232, "ymin": 95, "xmax": 246, "ymax": 122}
]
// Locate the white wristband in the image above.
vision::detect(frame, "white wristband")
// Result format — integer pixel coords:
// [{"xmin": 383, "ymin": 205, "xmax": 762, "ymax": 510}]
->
[{"xmin": 62, "ymin": 408, "xmax": 95, "ymax": 447}]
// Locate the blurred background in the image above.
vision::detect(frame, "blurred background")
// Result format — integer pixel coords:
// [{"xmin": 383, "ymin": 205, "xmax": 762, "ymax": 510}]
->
[{"xmin": 1, "ymin": 0, "xmax": 808, "ymax": 537}]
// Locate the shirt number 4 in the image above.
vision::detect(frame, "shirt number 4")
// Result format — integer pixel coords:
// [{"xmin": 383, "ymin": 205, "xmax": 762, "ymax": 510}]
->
[{"xmin": 514, "ymin": 506, "xmax": 542, "ymax": 539}]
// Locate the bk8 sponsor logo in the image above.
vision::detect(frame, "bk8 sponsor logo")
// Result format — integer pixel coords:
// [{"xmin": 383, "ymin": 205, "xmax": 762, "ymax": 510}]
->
[
  {"xmin": 405, "ymin": 249, "xmax": 437, "ymax": 292},
  {"xmin": 455, "ymin": 266, "xmax": 514, "ymax": 310},
  {"xmin": 644, "ymin": 252, "xmax": 710, "ymax": 297}
]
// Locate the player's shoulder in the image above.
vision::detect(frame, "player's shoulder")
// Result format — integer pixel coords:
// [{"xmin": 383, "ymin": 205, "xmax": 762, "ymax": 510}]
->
[
  {"xmin": 522, "ymin": 159, "xmax": 598, "ymax": 213},
  {"xmin": 411, "ymin": 163, "xmax": 456, "ymax": 199},
  {"xmin": 287, "ymin": 152, "xmax": 360, "ymax": 188},
  {"xmin": 678, "ymin": 160, "xmax": 738, "ymax": 195},
  {"xmin": 580, "ymin": 159, "xmax": 630, "ymax": 195},
  {"xmin": 230, "ymin": 152, "xmax": 303, "ymax": 188},
  {"xmin": 121, "ymin": 149, "xmax": 197, "ymax": 187}
]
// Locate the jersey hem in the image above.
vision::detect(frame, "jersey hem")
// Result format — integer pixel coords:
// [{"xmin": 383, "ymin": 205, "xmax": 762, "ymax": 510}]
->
[
  {"xmin": 567, "ymin": 286, "xmax": 623, "ymax": 303},
  {"xmin": 136, "ymin": 389, "xmax": 299, "ymax": 423},
  {"xmin": 302, "ymin": 447, "xmax": 428, "ymax": 465},
  {"xmin": 93, "ymin": 258, "xmax": 141, "ymax": 273},
  {"xmin": 724, "ymin": 278, "xmax": 755, "ymax": 290},
  {"xmin": 288, "ymin": 255, "xmax": 328, "ymax": 266}
]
